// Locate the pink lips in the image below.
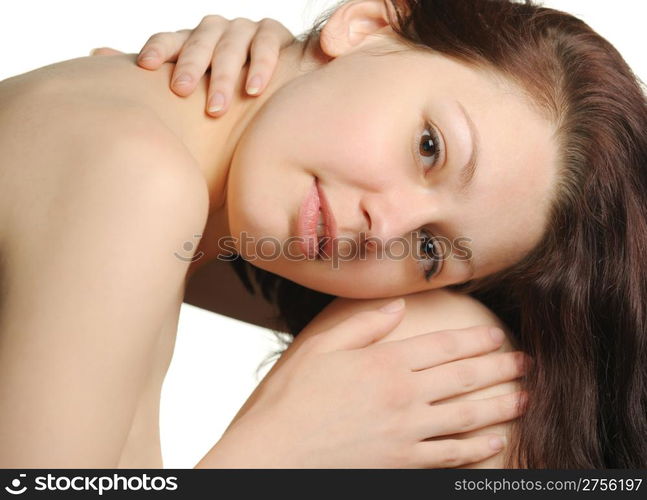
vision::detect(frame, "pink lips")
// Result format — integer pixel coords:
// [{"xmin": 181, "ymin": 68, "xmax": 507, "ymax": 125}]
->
[
  {"xmin": 297, "ymin": 179, "xmax": 321, "ymax": 259},
  {"xmin": 297, "ymin": 178, "xmax": 337, "ymax": 259}
]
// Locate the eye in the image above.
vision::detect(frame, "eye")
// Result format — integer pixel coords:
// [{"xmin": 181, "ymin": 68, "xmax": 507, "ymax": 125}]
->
[
  {"xmin": 417, "ymin": 228, "xmax": 443, "ymax": 281},
  {"xmin": 418, "ymin": 121, "xmax": 443, "ymax": 171}
]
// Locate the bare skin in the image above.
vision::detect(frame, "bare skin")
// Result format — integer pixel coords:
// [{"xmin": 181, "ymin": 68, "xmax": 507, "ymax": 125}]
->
[
  {"xmin": 219, "ymin": 289, "xmax": 522, "ymax": 469},
  {"xmin": 0, "ymin": 3, "xmax": 534, "ymax": 467},
  {"xmin": 0, "ymin": 56, "xmax": 510, "ymax": 468}
]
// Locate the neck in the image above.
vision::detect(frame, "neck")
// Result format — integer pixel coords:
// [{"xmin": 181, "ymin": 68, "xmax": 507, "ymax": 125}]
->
[{"xmin": 183, "ymin": 36, "xmax": 329, "ymax": 278}]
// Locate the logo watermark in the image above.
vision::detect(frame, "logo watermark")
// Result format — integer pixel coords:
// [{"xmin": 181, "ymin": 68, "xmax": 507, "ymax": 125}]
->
[
  {"xmin": 174, "ymin": 231, "xmax": 473, "ymax": 270},
  {"xmin": 4, "ymin": 472, "xmax": 178, "ymax": 496}
]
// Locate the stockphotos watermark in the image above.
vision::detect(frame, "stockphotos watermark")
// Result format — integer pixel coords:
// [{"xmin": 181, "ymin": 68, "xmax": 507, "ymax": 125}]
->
[
  {"xmin": 4, "ymin": 472, "xmax": 178, "ymax": 496},
  {"xmin": 174, "ymin": 231, "xmax": 473, "ymax": 269}
]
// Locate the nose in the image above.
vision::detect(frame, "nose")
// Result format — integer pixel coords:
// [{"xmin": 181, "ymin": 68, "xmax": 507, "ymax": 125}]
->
[{"xmin": 360, "ymin": 189, "xmax": 436, "ymax": 251}]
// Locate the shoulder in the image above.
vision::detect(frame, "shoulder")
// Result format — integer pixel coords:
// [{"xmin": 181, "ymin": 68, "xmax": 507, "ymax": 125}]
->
[
  {"xmin": 2, "ymin": 111, "xmax": 209, "ymax": 292},
  {"xmin": 300, "ymin": 288, "xmax": 515, "ymax": 351},
  {"xmin": 2, "ymin": 100, "xmax": 208, "ymax": 242}
]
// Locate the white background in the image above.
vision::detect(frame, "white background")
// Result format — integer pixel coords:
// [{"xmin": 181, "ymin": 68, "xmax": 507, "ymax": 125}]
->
[{"xmin": 1, "ymin": 1, "xmax": 644, "ymax": 468}]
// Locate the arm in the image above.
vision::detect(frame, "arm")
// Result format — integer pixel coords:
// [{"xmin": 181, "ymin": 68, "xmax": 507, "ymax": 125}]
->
[
  {"xmin": 0, "ymin": 126, "xmax": 208, "ymax": 467},
  {"xmin": 228, "ymin": 288, "xmax": 523, "ymax": 468}
]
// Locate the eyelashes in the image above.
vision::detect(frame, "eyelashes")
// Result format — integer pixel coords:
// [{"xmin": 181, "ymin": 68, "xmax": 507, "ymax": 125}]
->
[
  {"xmin": 415, "ymin": 120, "xmax": 444, "ymax": 281},
  {"xmin": 418, "ymin": 228, "xmax": 442, "ymax": 281},
  {"xmin": 418, "ymin": 121, "xmax": 443, "ymax": 171}
]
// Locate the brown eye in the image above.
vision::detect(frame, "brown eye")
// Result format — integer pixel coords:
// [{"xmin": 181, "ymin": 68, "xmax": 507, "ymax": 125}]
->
[
  {"xmin": 419, "ymin": 123, "xmax": 442, "ymax": 170},
  {"xmin": 418, "ymin": 229, "xmax": 442, "ymax": 281}
]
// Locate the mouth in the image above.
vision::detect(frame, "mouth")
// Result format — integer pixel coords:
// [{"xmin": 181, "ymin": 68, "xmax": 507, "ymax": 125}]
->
[{"xmin": 297, "ymin": 177, "xmax": 337, "ymax": 259}]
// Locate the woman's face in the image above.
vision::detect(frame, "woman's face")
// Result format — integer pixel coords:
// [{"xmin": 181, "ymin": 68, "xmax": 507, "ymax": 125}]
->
[{"xmin": 226, "ymin": 35, "xmax": 558, "ymax": 298}]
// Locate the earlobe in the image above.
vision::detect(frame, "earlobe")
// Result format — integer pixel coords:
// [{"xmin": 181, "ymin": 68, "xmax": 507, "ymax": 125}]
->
[{"xmin": 319, "ymin": 0, "xmax": 392, "ymax": 58}]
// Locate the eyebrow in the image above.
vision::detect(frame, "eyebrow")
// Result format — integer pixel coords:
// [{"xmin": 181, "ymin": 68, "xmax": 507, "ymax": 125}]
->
[{"xmin": 455, "ymin": 100, "xmax": 480, "ymax": 194}]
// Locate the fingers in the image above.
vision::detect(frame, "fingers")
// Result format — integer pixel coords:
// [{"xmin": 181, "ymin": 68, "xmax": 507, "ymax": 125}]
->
[
  {"xmin": 411, "ymin": 434, "xmax": 508, "ymax": 468},
  {"xmin": 308, "ymin": 298, "xmax": 407, "ymax": 352},
  {"xmin": 244, "ymin": 18, "xmax": 294, "ymax": 97},
  {"xmin": 172, "ymin": 17, "xmax": 233, "ymax": 98},
  {"xmin": 136, "ymin": 30, "xmax": 191, "ymax": 69},
  {"xmin": 134, "ymin": 16, "xmax": 295, "ymax": 117},
  {"xmin": 415, "ymin": 391, "xmax": 527, "ymax": 439},
  {"xmin": 204, "ymin": 18, "xmax": 258, "ymax": 115},
  {"xmin": 382, "ymin": 325, "xmax": 507, "ymax": 371},
  {"xmin": 415, "ymin": 351, "xmax": 529, "ymax": 403}
]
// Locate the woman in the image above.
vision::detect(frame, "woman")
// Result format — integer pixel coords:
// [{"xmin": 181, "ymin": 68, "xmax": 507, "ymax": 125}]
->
[
  {"xmin": 0, "ymin": 3, "xmax": 526, "ymax": 469},
  {"xmin": 0, "ymin": 0, "xmax": 644, "ymax": 469},
  {"xmin": 136, "ymin": 0, "xmax": 647, "ymax": 469}
]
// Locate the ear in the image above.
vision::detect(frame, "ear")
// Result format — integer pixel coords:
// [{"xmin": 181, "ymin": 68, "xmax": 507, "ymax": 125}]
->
[{"xmin": 319, "ymin": 0, "xmax": 394, "ymax": 58}]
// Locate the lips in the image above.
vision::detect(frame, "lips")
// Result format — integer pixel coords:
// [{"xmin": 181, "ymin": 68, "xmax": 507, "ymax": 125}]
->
[
  {"xmin": 297, "ymin": 178, "xmax": 337, "ymax": 259},
  {"xmin": 316, "ymin": 180, "xmax": 337, "ymax": 258}
]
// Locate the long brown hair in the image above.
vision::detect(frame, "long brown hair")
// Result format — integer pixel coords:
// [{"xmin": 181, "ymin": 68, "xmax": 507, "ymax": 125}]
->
[{"xmin": 229, "ymin": 0, "xmax": 647, "ymax": 468}]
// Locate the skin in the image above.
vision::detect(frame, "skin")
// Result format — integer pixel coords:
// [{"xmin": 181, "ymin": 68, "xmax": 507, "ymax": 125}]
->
[
  {"xmin": 183, "ymin": 2, "xmax": 558, "ymax": 299},
  {"xmin": 221, "ymin": 288, "xmax": 523, "ymax": 468},
  {"xmin": 0, "ymin": 0, "xmax": 543, "ymax": 468}
]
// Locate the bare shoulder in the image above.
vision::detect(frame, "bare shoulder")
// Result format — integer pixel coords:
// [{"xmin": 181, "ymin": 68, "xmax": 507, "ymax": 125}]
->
[
  {"xmin": 0, "ymin": 109, "xmax": 208, "ymax": 466},
  {"xmin": 300, "ymin": 288, "xmax": 515, "ymax": 352},
  {"xmin": 0, "ymin": 98, "xmax": 209, "ymax": 249}
]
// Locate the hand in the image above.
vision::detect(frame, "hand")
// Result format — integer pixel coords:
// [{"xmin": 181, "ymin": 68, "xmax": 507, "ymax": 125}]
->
[
  {"xmin": 196, "ymin": 299, "xmax": 528, "ymax": 468},
  {"xmin": 90, "ymin": 16, "xmax": 294, "ymax": 116}
]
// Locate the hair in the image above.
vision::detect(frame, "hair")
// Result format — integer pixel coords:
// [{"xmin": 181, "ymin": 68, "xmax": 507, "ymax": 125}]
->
[{"xmin": 228, "ymin": 0, "xmax": 647, "ymax": 468}]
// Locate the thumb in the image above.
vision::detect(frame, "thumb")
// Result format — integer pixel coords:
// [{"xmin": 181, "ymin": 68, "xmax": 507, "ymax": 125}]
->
[{"xmin": 316, "ymin": 298, "xmax": 406, "ymax": 352}]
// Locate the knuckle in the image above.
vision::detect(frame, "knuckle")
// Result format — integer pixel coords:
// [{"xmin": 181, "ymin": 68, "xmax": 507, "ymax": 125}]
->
[
  {"xmin": 259, "ymin": 17, "xmax": 291, "ymax": 38},
  {"xmin": 259, "ymin": 17, "xmax": 278, "ymax": 27},
  {"xmin": 436, "ymin": 333, "xmax": 459, "ymax": 358},
  {"xmin": 207, "ymin": 73, "xmax": 234, "ymax": 87},
  {"xmin": 183, "ymin": 37, "xmax": 213, "ymax": 52},
  {"xmin": 248, "ymin": 57, "xmax": 274, "ymax": 73},
  {"xmin": 439, "ymin": 444, "xmax": 461, "ymax": 467},
  {"xmin": 201, "ymin": 14, "xmax": 225, "ymax": 25},
  {"xmin": 454, "ymin": 363, "xmax": 477, "ymax": 390},
  {"xmin": 250, "ymin": 49, "xmax": 279, "ymax": 67},
  {"xmin": 174, "ymin": 61, "xmax": 200, "ymax": 75},
  {"xmin": 456, "ymin": 404, "xmax": 478, "ymax": 430},
  {"xmin": 251, "ymin": 36, "xmax": 280, "ymax": 55},
  {"xmin": 147, "ymin": 32, "xmax": 170, "ymax": 44},
  {"xmin": 230, "ymin": 17, "xmax": 254, "ymax": 27},
  {"xmin": 215, "ymin": 38, "xmax": 237, "ymax": 54}
]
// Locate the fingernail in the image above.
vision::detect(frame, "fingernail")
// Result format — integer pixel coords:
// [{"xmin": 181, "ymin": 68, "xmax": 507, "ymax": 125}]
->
[
  {"xmin": 489, "ymin": 436, "xmax": 506, "ymax": 451},
  {"xmin": 489, "ymin": 327, "xmax": 505, "ymax": 344},
  {"xmin": 138, "ymin": 50, "xmax": 158, "ymax": 62},
  {"xmin": 208, "ymin": 92, "xmax": 226, "ymax": 113},
  {"xmin": 173, "ymin": 74, "xmax": 192, "ymax": 87},
  {"xmin": 246, "ymin": 75, "xmax": 262, "ymax": 95},
  {"xmin": 379, "ymin": 298, "xmax": 405, "ymax": 313}
]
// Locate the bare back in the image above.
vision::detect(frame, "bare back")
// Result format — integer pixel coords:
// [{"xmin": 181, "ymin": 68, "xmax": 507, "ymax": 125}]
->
[{"xmin": 0, "ymin": 55, "xmax": 210, "ymax": 467}]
